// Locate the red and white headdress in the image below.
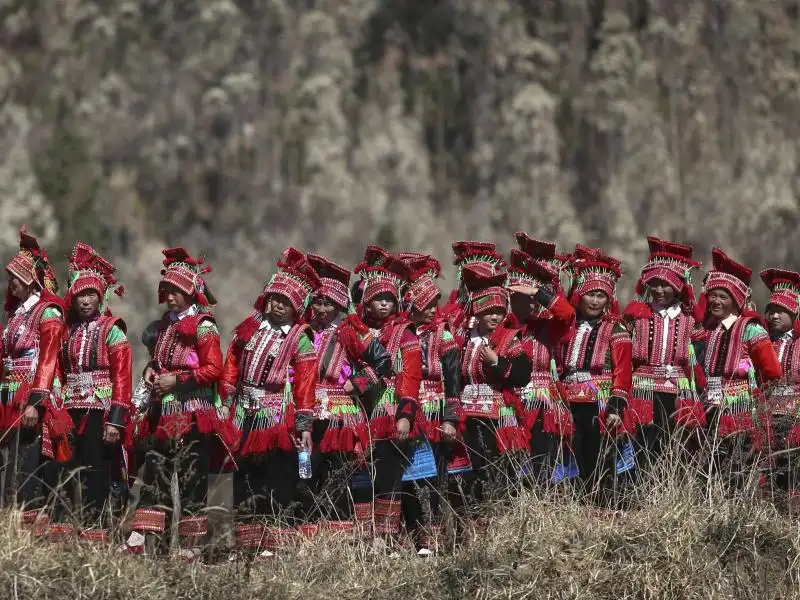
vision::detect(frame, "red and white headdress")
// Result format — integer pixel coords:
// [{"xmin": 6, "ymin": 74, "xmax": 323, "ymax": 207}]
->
[
  {"xmin": 702, "ymin": 247, "xmax": 752, "ymax": 311},
  {"xmin": 636, "ymin": 236, "xmax": 700, "ymax": 309},
  {"xmin": 462, "ymin": 262, "xmax": 509, "ymax": 316},
  {"xmin": 354, "ymin": 246, "xmax": 410, "ymax": 304},
  {"xmin": 256, "ymin": 247, "xmax": 322, "ymax": 314},
  {"xmin": 65, "ymin": 242, "xmax": 123, "ymax": 312},
  {"xmin": 6, "ymin": 226, "xmax": 58, "ymax": 292},
  {"xmin": 401, "ymin": 253, "xmax": 442, "ymax": 312},
  {"xmin": 507, "ymin": 249, "xmax": 559, "ymax": 289},
  {"xmin": 5, "ymin": 226, "xmax": 59, "ymax": 313},
  {"xmin": 451, "ymin": 241, "xmax": 506, "ymax": 305},
  {"xmin": 514, "ymin": 231, "xmax": 572, "ymax": 291},
  {"xmin": 308, "ymin": 254, "xmax": 351, "ymax": 310},
  {"xmin": 568, "ymin": 245, "xmax": 623, "ymax": 314},
  {"xmin": 159, "ymin": 247, "xmax": 216, "ymax": 307},
  {"xmin": 761, "ymin": 268, "xmax": 800, "ymax": 316}
]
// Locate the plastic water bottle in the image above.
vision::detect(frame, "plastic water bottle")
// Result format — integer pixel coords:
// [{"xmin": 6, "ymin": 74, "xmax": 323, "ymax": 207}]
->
[{"xmin": 298, "ymin": 449, "xmax": 312, "ymax": 479}]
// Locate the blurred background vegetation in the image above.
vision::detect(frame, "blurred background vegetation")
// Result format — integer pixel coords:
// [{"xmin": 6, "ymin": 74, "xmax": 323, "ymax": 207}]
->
[{"xmin": 2, "ymin": 0, "xmax": 800, "ymax": 368}]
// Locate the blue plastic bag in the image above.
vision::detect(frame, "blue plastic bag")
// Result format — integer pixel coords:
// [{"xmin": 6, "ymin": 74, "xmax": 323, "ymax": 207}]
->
[{"xmin": 402, "ymin": 439, "xmax": 438, "ymax": 482}]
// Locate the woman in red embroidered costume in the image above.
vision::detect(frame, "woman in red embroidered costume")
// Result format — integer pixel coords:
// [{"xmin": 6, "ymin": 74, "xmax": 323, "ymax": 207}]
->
[
  {"xmin": 398, "ymin": 253, "xmax": 461, "ymax": 555},
  {"xmin": 692, "ymin": 248, "xmax": 781, "ymax": 489},
  {"xmin": 506, "ymin": 238, "xmax": 575, "ymax": 483},
  {"xmin": 304, "ymin": 254, "xmax": 391, "ymax": 530},
  {"xmin": 128, "ymin": 248, "xmax": 224, "ymax": 560},
  {"xmin": 760, "ymin": 268, "xmax": 800, "ymax": 503},
  {"xmin": 0, "ymin": 227, "xmax": 64, "ymax": 530},
  {"xmin": 351, "ymin": 246, "xmax": 422, "ymax": 542},
  {"xmin": 558, "ymin": 246, "xmax": 633, "ymax": 500},
  {"xmin": 513, "ymin": 231, "xmax": 574, "ymax": 303},
  {"xmin": 219, "ymin": 249, "xmax": 320, "ymax": 558},
  {"xmin": 441, "ymin": 241, "xmax": 505, "ymax": 337},
  {"xmin": 622, "ymin": 237, "xmax": 704, "ymax": 468},
  {"xmin": 48, "ymin": 243, "xmax": 132, "ymax": 543},
  {"xmin": 693, "ymin": 250, "xmax": 782, "ymax": 434},
  {"xmin": 454, "ymin": 262, "xmax": 531, "ymax": 518}
]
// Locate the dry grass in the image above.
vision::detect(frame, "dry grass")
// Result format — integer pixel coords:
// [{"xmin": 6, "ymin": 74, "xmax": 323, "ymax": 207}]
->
[{"xmin": 2, "ymin": 450, "xmax": 800, "ymax": 600}]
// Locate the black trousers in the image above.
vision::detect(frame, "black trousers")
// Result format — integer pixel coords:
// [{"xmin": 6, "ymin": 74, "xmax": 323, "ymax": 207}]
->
[
  {"xmin": 138, "ymin": 423, "xmax": 210, "ymax": 517},
  {"xmin": 51, "ymin": 409, "xmax": 113, "ymax": 527},
  {"xmin": 767, "ymin": 413, "xmax": 800, "ymax": 494},
  {"xmin": 699, "ymin": 407, "xmax": 755, "ymax": 492},
  {"xmin": 233, "ymin": 413, "xmax": 299, "ymax": 523},
  {"xmin": 525, "ymin": 413, "xmax": 558, "ymax": 485},
  {"xmin": 636, "ymin": 392, "xmax": 681, "ymax": 472},
  {"xmin": 401, "ymin": 442, "xmax": 451, "ymax": 545},
  {"xmin": 2, "ymin": 421, "xmax": 50, "ymax": 510},
  {"xmin": 306, "ymin": 420, "xmax": 366, "ymax": 521},
  {"xmin": 233, "ymin": 451, "xmax": 299, "ymax": 523},
  {"xmin": 449, "ymin": 417, "xmax": 507, "ymax": 518},
  {"xmin": 371, "ymin": 439, "xmax": 408, "ymax": 500},
  {"xmin": 567, "ymin": 403, "xmax": 633, "ymax": 507}
]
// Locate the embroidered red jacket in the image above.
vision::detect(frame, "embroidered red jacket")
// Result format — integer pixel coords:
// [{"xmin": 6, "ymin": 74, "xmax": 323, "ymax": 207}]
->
[
  {"xmin": 771, "ymin": 330, "xmax": 800, "ymax": 401},
  {"xmin": 58, "ymin": 315, "xmax": 133, "ymax": 428},
  {"xmin": 512, "ymin": 289, "xmax": 574, "ymax": 432},
  {"xmin": 145, "ymin": 309, "xmax": 224, "ymax": 439},
  {"xmin": 561, "ymin": 317, "xmax": 633, "ymax": 406},
  {"xmin": 220, "ymin": 312, "xmax": 318, "ymax": 431},
  {"xmin": 517, "ymin": 289, "xmax": 575, "ymax": 374},
  {"xmin": 692, "ymin": 312, "xmax": 781, "ymax": 436},
  {"xmin": 363, "ymin": 313, "xmax": 423, "ymax": 439},
  {"xmin": 0, "ymin": 294, "xmax": 63, "ymax": 424},
  {"xmin": 459, "ymin": 324, "xmax": 532, "ymax": 417},
  {"xmin": 416, "ymin": 316, "xmax": 462, "ymax": 440}
]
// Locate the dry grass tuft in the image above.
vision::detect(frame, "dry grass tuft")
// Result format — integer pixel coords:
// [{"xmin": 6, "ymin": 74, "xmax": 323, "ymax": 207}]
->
[{"xmin": 2, "ymin": 453, "xmax": 799, "ymax": 600}]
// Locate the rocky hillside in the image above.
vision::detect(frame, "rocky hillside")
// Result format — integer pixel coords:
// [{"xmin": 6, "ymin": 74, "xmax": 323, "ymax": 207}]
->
[{"xmin": 2, "ymin": 0, "xmax": 800, "ymax": 354}]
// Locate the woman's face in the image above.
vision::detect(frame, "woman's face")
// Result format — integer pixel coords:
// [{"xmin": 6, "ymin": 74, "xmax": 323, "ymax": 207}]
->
[
  {"xmin": 310, "ymin": 295, "xmax": 341, "ymax": 327},
  {"xmin": 706, "ymin": 288, "xmax": 737, "ymax": 320},
  {"xmin": 73, "ymin": 289, "xmax": 101, "ymax": 319},
  {"xmin": 510, "ymin": 292, "xmax": 534, "ymax": 320},
  {"xmin": 8, "ymin": 275, "xmax": 29, "ymax": 301},
  {"xmin": 476, "ymin": 307, "xmax": 506, "ymax": 333},
  {"xmin": 648, "ymin": 278, "xmax": 677, "ymax": 309},
  {"xmin": 365, "ymin": 293, "xmax": 397, "ymax": 321},
  {"xmin": 268, "ymin": 294, "xmax": 296, "ymax": 325},
  {"xmin": 766, "ymin": 304, "xmax": 794, "ymax": 336},
  {"xmin": 578, "ymin": 290, "xmax": 609, "ymax": 319},
  {"xmin": 410, "ymin": 298, "xmax": 439, "ymax": 326},
  {"xmin": 162, "ymin": 284, "xmax": 192, "ymax": 314}
]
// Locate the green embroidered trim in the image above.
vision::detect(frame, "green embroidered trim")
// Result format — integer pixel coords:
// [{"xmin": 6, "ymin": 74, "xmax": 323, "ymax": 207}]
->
[
  {"xmin": 41, "ymin": 307, "xmax": 62, "ymax": 321},
  {"xmin": 329, "ymin": 404, "xmax": 361, "ymax": 417},
  {"xmin": 106, "ymin": 325, "xmax": 127, "ymax": 346},
  {"xmin": 498, "ymin": 405, "xmax": 516, "ymax": 418},
  {"xmin": 161, "ymin": 386, "xmax": 215, "ymax": 405},
  {"xmin": 377, "ymin": 385, "xmax": 396, "ymax": 409}
]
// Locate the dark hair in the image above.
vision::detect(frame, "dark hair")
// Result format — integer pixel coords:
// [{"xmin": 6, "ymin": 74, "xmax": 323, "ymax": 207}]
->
[
  {"xmin": 350, "ymin": 280, "xmax": 364, "ymax": 305},
  {"xmin": 141, "ymin": 320, "xmax": 161, "ymax": 355}
]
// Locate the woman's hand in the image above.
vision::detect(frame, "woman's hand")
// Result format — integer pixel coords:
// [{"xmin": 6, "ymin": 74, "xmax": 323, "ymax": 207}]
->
[
  {"xmin": 153, "ymin": 374, "xmax": 177, "ymax": 395},
  {"xmin": 144, "ymin": 367, "xmax": 156, "ymax": 388},
  {"xmin": 507, "ymin": 283, "xmax": 540, "ymax": 297},
  {"xmin": 605, "ymin": 412, "xmax": 622, "ymax": 431},
  {"xmin": 21, "ymin": 405, "xmax": 38, "ymax": 428},
  {"xmin": 440, "ymin": 422, "xmax": 457, "ymax": 440},
  {"xmin": 396, "ymin": 417, "xmax": 411, "ymax": 440},
  {"xmin": 104, "ymin": 424, "xmax": 121, "ymax": 444},
  {"xmin": 480, "ymin": 345, "xmax": 499, "ymax": 366}
]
